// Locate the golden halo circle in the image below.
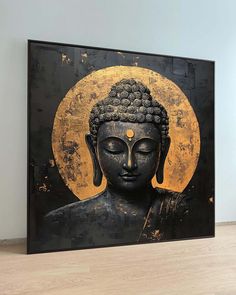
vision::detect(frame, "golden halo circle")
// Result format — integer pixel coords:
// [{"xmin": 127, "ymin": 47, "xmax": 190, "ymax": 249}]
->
[{"xmin": 52, "ymin": 66, "xmax": 200, "ymax": 200}]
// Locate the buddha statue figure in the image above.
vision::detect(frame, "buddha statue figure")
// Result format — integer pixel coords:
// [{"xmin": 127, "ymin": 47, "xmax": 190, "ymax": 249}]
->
[{"xmin": 43, "ymin": 79, "xmax": 189, "ymax": 250}]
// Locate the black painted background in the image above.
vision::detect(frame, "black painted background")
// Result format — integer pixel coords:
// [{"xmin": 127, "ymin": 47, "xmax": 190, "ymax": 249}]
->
[{"xmin": 28, "ymin": 40, "xmax": 214, "ymax": 253}]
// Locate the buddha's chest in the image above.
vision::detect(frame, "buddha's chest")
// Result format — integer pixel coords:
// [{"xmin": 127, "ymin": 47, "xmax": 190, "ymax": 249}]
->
[
  {"xmin": 70, "ymin": 197, "xmax": 163, "ymax": 246},
  {"xmin": 94, "ymin": 201, "xmax": 149, "ymax": 235}
]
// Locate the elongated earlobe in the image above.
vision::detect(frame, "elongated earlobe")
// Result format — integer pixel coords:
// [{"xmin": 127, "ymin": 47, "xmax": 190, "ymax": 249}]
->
[
  {"xmin": 85, "ymin": 134, "xmax": 103, "ymax": 186},
  {"xmin": 156, "ymin": 136, "xmax": 171, "ymax": 184}
]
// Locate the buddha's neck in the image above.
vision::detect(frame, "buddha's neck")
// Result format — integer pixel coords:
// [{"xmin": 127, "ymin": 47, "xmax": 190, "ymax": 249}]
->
[{"xmin": 106, "ymin": 183, "xmax": 155, "ymax": 209}]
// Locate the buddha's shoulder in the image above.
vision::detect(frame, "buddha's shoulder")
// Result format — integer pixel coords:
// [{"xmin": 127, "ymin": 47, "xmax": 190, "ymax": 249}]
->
[
  {"xmin": 153, "ymin": 187, "xmax": 189, "ymax": 218},
  {"xmin": 44, "ymin": 191, "xmax": 108, "ymax": 224},
  {"xmin": 154, "ymin": 187, "xmax": 185, "ymax": 201}
]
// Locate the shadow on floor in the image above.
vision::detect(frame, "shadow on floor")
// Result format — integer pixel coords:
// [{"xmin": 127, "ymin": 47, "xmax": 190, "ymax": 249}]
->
[{"xmin": 0, "ymin": 243, "xmax": 26, "ymax": 255}]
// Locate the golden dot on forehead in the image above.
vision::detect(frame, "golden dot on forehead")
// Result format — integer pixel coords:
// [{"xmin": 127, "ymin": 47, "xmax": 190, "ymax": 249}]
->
[{"xmin": 126, "ymin": 129, "xmax": 135, "ymax": 140}]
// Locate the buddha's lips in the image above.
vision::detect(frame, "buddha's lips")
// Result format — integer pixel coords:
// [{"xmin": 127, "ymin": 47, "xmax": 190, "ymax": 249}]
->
[{"xmin": 119, "ymin": 173, "xmax": 140, "ymax": 181}]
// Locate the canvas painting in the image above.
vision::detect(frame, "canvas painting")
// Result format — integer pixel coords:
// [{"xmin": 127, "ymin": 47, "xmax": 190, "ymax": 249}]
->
[{"xmin": 27, "ymin": 40, "xmax": 214, "ymax": 253}]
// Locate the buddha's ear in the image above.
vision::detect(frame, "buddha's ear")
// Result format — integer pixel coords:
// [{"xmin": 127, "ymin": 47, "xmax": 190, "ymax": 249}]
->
[
  {"xmin": 85, "ymin": 133, "xmax": 103, "ymax": 187},
  {"xmin": 156, "ymin": 136, "xmax": 171, "ymax": 184}
]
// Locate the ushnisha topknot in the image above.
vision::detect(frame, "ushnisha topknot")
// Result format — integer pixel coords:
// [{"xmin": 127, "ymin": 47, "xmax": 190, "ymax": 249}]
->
[{"xmin": 89, "ymin": 79, "xmax": 169, "ymax": 149}]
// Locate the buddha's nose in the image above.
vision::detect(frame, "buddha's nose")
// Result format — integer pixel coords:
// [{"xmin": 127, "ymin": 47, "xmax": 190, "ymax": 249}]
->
[{"xmin": 122, "ymin": 151, "xmax": 137, "ymax": 171}]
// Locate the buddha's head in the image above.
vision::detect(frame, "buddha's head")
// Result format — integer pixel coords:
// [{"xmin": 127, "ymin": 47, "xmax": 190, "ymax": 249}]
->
[{"xmin": 85, "ymin": 79, "xmax": 170, "ymax": 193}]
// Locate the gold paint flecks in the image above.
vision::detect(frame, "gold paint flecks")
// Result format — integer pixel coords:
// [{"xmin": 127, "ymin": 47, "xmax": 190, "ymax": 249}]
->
[
  {"xmin": 38, "ymin": 183, "xmax": 50, "ymax": 192},
  {"xmin": 209, "ymin": 197, "xmax": 214, "ymax": 203},
  {"xmin": 49, "ymin": 159, "xmax": 55, "ymax": 167},
  {"xmin": 61, "ymin": 53, "xmax": 71, "ymax": 65}
]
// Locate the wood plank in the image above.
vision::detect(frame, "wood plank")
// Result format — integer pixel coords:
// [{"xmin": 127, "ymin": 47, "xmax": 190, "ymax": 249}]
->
[{"xmin": 0, "ymin": 225, "xmax": 236, "ymax": 295}]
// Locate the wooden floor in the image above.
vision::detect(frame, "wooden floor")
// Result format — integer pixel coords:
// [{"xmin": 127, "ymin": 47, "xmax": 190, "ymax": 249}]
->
[{"xmin": 0, "ymin": 225, "xmax": 236, "ymax": 295}]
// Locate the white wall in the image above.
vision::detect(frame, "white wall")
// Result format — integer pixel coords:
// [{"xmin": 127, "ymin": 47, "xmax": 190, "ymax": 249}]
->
[{"xmin": 0, "ymin": 0, "xmax": 235, "ymax": 239}]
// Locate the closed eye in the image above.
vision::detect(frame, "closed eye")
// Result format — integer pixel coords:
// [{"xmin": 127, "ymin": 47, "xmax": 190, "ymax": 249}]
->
[
  {"xmin": 104, "ymin": 148, "xmax": 124, "ymax": 154},
  {"xmin": 134, "ymin": 138, "xmax": 159, "ymax": 155},
  {"xmin": 136, "ymin": 149, "xmax": 154, "ymax": 155},
  {"xmin": 102, "ymin": 137, "xmax": 126, "ymax": 155}
]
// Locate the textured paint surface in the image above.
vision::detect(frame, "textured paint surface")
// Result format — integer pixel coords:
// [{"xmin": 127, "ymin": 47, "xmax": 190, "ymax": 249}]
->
[
  {"xmin": 52, "ymin": 66, "xmax": 200, "ymax": 199},
  {"xmin": 27, "ymin": 41, "xmax": 214, "ymax": 253}
]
